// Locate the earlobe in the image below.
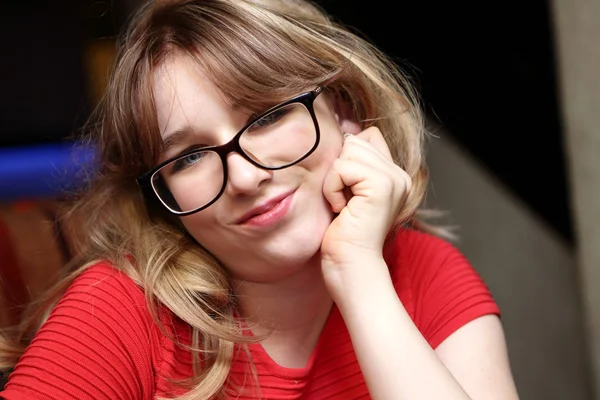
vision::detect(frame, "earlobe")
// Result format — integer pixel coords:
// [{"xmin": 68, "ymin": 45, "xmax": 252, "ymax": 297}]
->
[{"xmin": 338, "ymin": 119, "xmax": 361, "ymax": 136}]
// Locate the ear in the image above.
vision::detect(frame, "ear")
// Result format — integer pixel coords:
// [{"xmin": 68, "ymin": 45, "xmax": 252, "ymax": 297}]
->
[{"xmin": 331, "ymin": 91, "xmax": 362, "ymax": 134}]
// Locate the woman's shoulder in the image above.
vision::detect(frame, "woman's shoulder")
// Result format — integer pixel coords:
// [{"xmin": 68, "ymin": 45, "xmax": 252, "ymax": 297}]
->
[
  {"xmin": 2, "ymin": 262, "xmax": 169, "ymax": 399},
  {"xmin": 384, "ymin": 228, "xmax": 500, "ymax": 348},
  {"xmin": 384, "ymin": 227, "xmax": 461, "ymax": 272},
  {"xmin": 51, "ymin": 261, "xmax": 164, "ymax": 342},
  {"xmin": 61, "ymin": 261, "xmax": 148, "ymax": 316},
  {"xmin": 69, "ymin": 261, "xmax": 144, "ymax": 296}
]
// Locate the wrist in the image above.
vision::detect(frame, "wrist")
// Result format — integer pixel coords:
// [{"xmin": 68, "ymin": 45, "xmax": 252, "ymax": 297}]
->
[
  {"xmin": 321, "ymin": 246, "xmax": 384, "ymax": 268},
  {"xmin": 322, "ymin": 256, "xmax": 395, "ymax": 310}
]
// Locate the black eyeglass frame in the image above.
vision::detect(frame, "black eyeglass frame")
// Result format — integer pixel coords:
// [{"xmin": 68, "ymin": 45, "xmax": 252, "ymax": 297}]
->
[{"xmin": 137, "ymin": 86, "xmax": 323, "ymax": 216}]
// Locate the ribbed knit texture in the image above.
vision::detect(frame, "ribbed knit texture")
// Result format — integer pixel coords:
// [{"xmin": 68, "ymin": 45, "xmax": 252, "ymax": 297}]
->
[{"xmin": 2, "ymin": 229, "xmax": 499, "ymax": 399}]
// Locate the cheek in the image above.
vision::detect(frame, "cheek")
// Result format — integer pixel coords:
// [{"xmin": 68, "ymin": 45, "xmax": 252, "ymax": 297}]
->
[
  {"xmin": 305, "ymin": 132, "xmax": 343, "ymax": 179},
  {"xmin": 180, "ymin": 212, "xmax": 218, "ymax": 245}
]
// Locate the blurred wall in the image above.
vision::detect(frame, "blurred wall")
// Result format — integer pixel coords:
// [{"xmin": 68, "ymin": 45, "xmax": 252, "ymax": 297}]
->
[
  {"xmin": 551, "ymin": 0, "xmax": 600, "ymax": 398},
  {"xmin": 426, "ymin": 130, "xmax": 592, "ymax": 399}
]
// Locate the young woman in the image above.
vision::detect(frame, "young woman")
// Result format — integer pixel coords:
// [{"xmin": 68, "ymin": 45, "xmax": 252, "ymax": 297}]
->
[{"xmin": 0, "ymin": 0, "xmax": 519, "ymax": 399}]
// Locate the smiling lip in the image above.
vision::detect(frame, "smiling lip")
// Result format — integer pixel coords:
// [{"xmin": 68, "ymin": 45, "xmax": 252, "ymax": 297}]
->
[{"xmin": 236, "ymin": 191, "xmax": 295, "ymax": 227}]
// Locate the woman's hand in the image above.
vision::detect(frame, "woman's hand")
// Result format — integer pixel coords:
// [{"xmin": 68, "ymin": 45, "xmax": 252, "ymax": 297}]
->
[{"xmin": 321, "ymin": 126, "xmax": 412, "ymax": 301}]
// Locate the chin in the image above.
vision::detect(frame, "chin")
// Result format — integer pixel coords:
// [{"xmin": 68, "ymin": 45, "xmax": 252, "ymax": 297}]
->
[
  {"xmin": 266, "ymin": 203, "xmax": 333, "ymax": 265},
  {"xmin": 206, "ymin": 197, "xmax": 334, "ymax": 282}
]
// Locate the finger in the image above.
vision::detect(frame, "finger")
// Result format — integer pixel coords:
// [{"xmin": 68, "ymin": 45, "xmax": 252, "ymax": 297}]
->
[
  {"xmin": 350, "ymin": 126, "xmax": 393, "ymax": 161},
  {"xmin": 329, "ymin": 158, "xmax": 394, "ymax": 199},
  {"xmin": 334, "ymin": 155, "xmax": 413, "ymax": 210},
  {"xmin": 323, "ymin": 161, "xmax": 349, "ymax": 213},
  {"xmin": 340, "ymin": 135, "xmax": 395, "ymax": 174},
  {"xmin": 342, "ymin": 132, "xmax": 412, "ymax": 195}
]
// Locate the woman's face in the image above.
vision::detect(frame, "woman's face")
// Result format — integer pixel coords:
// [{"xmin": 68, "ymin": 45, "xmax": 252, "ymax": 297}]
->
[{"xmin": 152, "ymin": 55, "xmax": 357, "ymax": 283}]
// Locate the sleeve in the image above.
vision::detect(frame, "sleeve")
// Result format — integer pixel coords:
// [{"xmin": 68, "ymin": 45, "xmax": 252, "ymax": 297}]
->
[
  {"xmin": 395, "ymin": 230, "xmax": 500, "ymax": 349},
  {"xmin": 0, "ymin": 263, "xmax": 158, "ymax": 400}
]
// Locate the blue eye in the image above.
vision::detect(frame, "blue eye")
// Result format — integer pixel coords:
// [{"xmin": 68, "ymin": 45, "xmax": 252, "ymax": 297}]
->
[{"xmin": 171, "ymin": 152, "xmax": 205, "ymax": 173}]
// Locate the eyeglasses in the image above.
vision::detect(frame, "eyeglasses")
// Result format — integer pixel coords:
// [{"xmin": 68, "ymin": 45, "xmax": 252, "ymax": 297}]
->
[{"xmin": 137, "ymin": 86, "xmax": 323, "ymax": 216}]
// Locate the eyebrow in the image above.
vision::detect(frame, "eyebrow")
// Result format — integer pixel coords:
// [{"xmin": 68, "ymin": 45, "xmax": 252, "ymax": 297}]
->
[
  {"xmin": 162, "ymin": 127, "xmax": 194, "ymax": 154},
  {"xmin": 161, "ymin": 107, "xmax": 259, "ymax": 155}
]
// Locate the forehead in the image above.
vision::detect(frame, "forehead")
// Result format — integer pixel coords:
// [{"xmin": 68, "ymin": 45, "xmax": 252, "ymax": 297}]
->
[{"xmin": 152, "ymin": 55, "xmax": 240, "ymax": 137}]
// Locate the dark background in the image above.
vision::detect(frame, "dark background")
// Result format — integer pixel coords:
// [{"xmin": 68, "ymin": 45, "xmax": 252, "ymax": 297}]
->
[{"xmin": 0, "ymin": 0, "xmax": 571, "ymax": 242}]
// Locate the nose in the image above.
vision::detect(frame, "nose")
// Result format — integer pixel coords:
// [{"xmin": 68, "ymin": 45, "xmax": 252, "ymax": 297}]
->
[{"xmin": 225, "ymin": 152, "xmax": 272, "ymax": 196}]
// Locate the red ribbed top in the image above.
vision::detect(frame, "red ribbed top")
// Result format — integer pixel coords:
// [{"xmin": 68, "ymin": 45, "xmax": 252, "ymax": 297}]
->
[{"xmin": 1, "ymin": 229, "xmax": 499, "ymax": 399}]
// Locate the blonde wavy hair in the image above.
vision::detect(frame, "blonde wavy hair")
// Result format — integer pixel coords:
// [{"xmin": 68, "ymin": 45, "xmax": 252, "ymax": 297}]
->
[{"xmin": 0, "ymin": 0, "xmax": 439, "ymax": 398}]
